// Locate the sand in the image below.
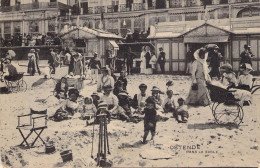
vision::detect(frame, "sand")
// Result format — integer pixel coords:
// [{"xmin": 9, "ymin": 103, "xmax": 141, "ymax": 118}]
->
[{"xmin": 0, "ymin": 65, "xmax": 260, "ymax": 167}]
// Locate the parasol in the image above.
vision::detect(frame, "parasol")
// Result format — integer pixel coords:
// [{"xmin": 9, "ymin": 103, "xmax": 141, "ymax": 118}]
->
[
  {"xmin": 7, "ymin": 50, "xmax": 16, "ymax": 58},
  {"xmin": 204, "ymin": 44, "xmax": 219, "ymax": 49}
]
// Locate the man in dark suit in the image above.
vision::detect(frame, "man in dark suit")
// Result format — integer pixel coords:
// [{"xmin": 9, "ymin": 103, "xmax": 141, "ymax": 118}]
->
[{"xmin": 157, "ymin": 47, "xmax": 166, "ymax": 74}]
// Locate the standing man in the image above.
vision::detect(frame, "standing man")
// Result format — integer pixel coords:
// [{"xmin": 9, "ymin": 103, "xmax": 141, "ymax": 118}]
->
[
  {"xmin": 209, "ymin": 47, "xmax": 223, "ymax": 79},
  {"xmin": 125, "ymin": 47, "xmax": 135, "ymax": 75},
  {"xmin": 88, "ymin": 52, "xmax": 101, "ymax": 84},
  {"xmin": 35, "ymin": 49, "xmax": 41, "ymax": 75},
  {"xmin": 48, "ymin": 49, "xmax": 56, "ymax": 74},
  {"xmin": 157, "ymin": 47, "xmax": 166, "ymax": 74},
  {"xmin": 240, "ymin": 44, "xmax": 254, "ymax": 66}
]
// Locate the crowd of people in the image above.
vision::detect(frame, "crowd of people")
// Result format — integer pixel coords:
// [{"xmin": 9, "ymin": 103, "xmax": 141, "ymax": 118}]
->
[
  {"xmin": 0, "ymin": 33, "xmax": 61, "ymax": 47},
  {"xmin": 0, "ymin": 42, "xmax": 256, "ymax": 144}
]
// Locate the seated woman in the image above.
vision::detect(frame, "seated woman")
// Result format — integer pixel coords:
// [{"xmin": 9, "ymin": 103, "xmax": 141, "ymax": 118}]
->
[
  {"xmin": 54, "ymin": 77, "xmax": 68, "ymax": 99},
  {"xmin": 53, "ymin": 89, "xmax": 80, "ymax": 121},
  {"xmin": 237, "ymin": 63, "xmax": 253, "ymax": 91},
  {"xmin": 3, "ymin": 58, "xmax": 18, "ymax": 80},
  {"xmin": 219, "ymin": 63, "xmax": 237, "ymax": 89}
]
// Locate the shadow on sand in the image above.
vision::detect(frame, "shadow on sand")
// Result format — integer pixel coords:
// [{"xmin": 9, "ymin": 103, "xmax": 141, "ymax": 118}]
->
[{"xmin": 187, "ymin": 122, "xmax": 239, "ymax": 130}]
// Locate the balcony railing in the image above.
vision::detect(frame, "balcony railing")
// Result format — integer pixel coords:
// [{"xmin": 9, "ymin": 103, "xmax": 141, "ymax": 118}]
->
[
  {"xmin": 88, "ymin": 7, "xmax": 93, "ymax": 14},
  {"xmin": 107, "ymin": 5, "xmax": 119, "ymax": 13},
  {"xmin": 235, "ymin": 0, "xmax": 250, "ymax": 2},
  {"xmin": 133, "ymin": 3, "xmax": 145, "ymax": 11},
  {"xmin": 0, "ymin": 2, "xmax": 58, "ymax": 12}
]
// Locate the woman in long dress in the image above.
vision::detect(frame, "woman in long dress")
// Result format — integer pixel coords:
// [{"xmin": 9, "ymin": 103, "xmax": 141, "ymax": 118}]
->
[
  {"xmin": 140, "ymin": 46, "xmax": 146, "ymax": 74},
  {"xmin": 186, "ymin": 47, "xmax": 211, "ymax": 106},
  {"xmin": 145, "ymin": 46, "xmax": 152, "ymax": 74},
  {"xmin": 27, "ymin": 49, "xmax": 36, "ymax": 76}
]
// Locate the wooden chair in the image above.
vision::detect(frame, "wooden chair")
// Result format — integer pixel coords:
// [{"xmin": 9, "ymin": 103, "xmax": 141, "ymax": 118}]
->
[{"xmin": 16, "ymin": 108, "xmax": 48, "ymax": 148}]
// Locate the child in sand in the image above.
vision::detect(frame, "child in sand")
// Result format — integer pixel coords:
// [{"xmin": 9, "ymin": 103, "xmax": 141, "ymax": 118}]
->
[
  {"xmin": 175, "ymin": 98, "xmax": 189, "ymax": 123},
  {"xmin": 81, "ymin": 97, "xmax": 97, "ymax": 125},
  {"xmin": 162, "ymin": 90, "xmax": 176, "ymax": 113},
  {"xmin": 142, "ymin": 96, "xmax": 157, "ymax": 144}
]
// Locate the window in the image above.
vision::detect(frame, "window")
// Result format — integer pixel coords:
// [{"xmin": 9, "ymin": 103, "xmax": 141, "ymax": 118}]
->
[
  {"xmin": 126, "ymin": 0, "xmax": 133, "ymax": 10},
  {"xmin": 81, "ymin": 2, "xmax": 88, "ymax": 14},
  {"xmin": 134, "ymin": 17, "xmax": 145, "ymax": 32},
  {"xmin": 83, "ymin": 20, "xmax": 93, "ymax": 29},
  {"xmin": 1, "ymin": 0, "xmax": 10, "ymax": 7},
  {"xmin": 48, "ymin": 19, "xmax": 56, "ymax": 32},
  {"xmin": 156, "ymin": 0, "xmax": 166, "ymax": 9},
  {"xmin": 13, "ymin": 22, "xmax": 21, "ymax": 35},
  {"xmin": 169, "ymin": 0, "xmax": 182, "ymax": 8},
  {"xmin": 219, "ymin": 0, "xmax": 228, "ymax": 4},
  {"xmin": 185, "ymin": 13, "xmax": 198, "ymax": 21},
  {"xmin": 170, "ymin": 15, "xmax": 182, "ymax": 22},
  {"xmin": 4, "ymin": 22, "xmax": 11, "ymax": 39},
  {"xmin": 106, "ymin": 19, "xmax": 118, "ymax": 34},
  {"xmin": 120, "ymin": 19, "xmax": 131, "ymax": 38},
  {"xmin": 218, "ymin": 7, "xmax": 229, "ymax": 19},
  {"xmin": 112, "ymin": 1, "xmax": 119, "ymax": 12},
  {"xmin": 185, "ymin": 0, "xmax": 198, "ymax": 7},
  {"xmin": 29, "ymin": 21, "xmax": 39, "ymax": 34}
]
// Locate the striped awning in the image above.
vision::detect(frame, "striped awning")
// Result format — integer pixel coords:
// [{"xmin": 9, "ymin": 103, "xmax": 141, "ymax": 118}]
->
[{"xmin": 169, "ymin": 8, "xmax": 205, "ymax": 15}]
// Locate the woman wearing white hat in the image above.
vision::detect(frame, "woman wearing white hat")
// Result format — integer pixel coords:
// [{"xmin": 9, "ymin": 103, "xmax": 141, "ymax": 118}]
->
[{"xmin": 186, "ymin": 47, "xmax": 211, "ymax": 106}]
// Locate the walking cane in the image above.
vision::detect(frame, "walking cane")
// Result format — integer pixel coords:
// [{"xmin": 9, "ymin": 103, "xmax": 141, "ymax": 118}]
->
[{"xmin": 91, "ymin": 122, "xmax": 95, "ymax": 159}]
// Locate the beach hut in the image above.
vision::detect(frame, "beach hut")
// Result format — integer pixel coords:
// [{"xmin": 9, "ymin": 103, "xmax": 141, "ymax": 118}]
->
[{"xmin": 60, "ymin": 26, "xmax": 122, "ymax": 66}]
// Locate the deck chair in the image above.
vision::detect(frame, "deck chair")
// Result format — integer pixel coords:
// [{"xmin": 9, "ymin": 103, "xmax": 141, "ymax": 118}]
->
[{"xmin": 16, "ymin": 108, "xmax": 48, "ymax": 148}]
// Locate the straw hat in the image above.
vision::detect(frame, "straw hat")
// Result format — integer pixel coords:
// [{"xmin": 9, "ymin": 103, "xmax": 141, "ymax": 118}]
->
[
  {"xmin": 91, "ymin": 92, "xmax": 100, "ymax": 98},
  {"xmin": 220, "ymin": 63, "xmax": 232, "ymax": 71},
  {"xmin": 240, "ymin": 63, "xmax": 253, "ymax": 71},
  {"xmin": 151, "ymin": 86, "xmax": 160, "ymax": 92},
  {"xmin": 118, "ymin": 91, "xmax": 128, "ymax": 97}
]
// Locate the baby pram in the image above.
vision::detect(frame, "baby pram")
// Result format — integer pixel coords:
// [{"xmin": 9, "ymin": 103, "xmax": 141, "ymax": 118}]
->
[
  {"xmin": 207, "ymin": 84, "xmax": 244, "ymax": 126},
  {"xmin": 4, "ymin": 72, "xmax": 27, "ymax": 93}
]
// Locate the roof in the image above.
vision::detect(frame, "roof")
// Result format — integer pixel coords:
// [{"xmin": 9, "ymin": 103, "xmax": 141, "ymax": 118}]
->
[
  {"xmin": 178, "ymin": 23, "xmax": 233, "ymax": 37},
  {"xmin": 60, "ymin": 26, "xmax": 122, "ymax": 39}
]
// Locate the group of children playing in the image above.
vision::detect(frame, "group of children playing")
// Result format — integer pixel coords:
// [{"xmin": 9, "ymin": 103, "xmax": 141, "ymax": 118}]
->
[{"xmin": 52, "ymin": 69, "xmax": 189, "ymax": 144}]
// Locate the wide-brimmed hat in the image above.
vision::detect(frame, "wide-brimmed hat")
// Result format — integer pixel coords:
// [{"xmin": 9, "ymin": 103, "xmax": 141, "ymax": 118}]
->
[
  {"xmin": 151, "ymin": 86, "xmax": 160, "ymax": 92},
  {"xmin": 220, "ymin": 63, "xmax": 232, "ymax": 71},
  {"xmin": 240, "ymin": 63, "xmax": 253, "ymax": 71},
  {"xmin": 68, "ymin": 88, "xmax": 79, "ymax": 97},
  {"xmin": 159, "ymin": 47, "xmax": 163, "ymax": 50},
  {"xmin": 36, "ymin": 48, "xmax": 40, "ymax": 51},
  {"xmin": 98, "ymin": 102, "xmax": 108, "ymax": 109},
  {"xmin": 103, "ymin": 85, "xmax": 113, "ymax": 91},
  {"xmin": 91, "ymin": 92, "xmax": 100, "ymax": 98},
  {"xmin": 139, "ymin": 83, "xmax": 147, "ymax": 89},
  {"xmin": 30, "ymin": 49, "xmax": 35, "ymax": 53},
  {"xmin": 244, "ymin": 44, "xmax": 251, "ymax": 49}
]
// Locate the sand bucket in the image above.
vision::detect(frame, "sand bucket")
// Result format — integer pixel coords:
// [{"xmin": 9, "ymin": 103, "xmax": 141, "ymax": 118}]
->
[
  {"xmin": 60, "ymin": 150, "xmax": 73, "ymax": 162},
  {"xmin": 45, "ymin": 144, "xmax": 56, "ymax": 154}
]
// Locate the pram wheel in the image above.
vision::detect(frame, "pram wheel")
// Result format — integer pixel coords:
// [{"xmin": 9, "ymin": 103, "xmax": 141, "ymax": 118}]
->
[
  {"xmin": 18, "ymin": 80, "xmax": 27, "ymax": 92},
  {"xmin": 213, "ymin": 101, "xmax": 244, "ymax": 126}
]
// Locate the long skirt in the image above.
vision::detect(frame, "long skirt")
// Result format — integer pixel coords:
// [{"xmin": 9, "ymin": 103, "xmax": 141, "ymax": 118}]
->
[
  {"xmin": 186, "ymin": 62, "xmax": 193, "ymax": 74},
  {"xmin": 27, "ymin": 60, "xmax": 36, "ymax": 76},
  {"xmin": 140, "ymin": 60, "xmax": 146, "ymax": 74},
  {"xmin": 185, "ymin": 78, "xmax": 211, "ymax": 106}
]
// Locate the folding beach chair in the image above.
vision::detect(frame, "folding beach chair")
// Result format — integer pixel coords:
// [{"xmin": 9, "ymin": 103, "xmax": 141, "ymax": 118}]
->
[{"xmin": 16, "ymin": 108, "xmax": 48, "ymax": 148}]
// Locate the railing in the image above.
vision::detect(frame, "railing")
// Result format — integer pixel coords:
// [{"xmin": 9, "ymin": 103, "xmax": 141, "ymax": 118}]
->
[
  {"xmin": 235, "ymin": 0, "xmax": 250, "ymax": 2},
  {"xmin": 133, "ymin": 3, "xmax": 145, "ymax": 11}
]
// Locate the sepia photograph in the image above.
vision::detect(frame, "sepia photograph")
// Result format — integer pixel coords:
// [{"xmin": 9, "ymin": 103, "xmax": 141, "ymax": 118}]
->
[{"xmin": 0, "ymin": 0, "xmax": 260, "ymax": 167}]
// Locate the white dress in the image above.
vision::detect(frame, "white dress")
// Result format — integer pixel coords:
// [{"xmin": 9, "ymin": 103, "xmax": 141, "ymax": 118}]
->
[{"xmin": 140, "ymin": 51, "xmax": 146, "ymax": 74}]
